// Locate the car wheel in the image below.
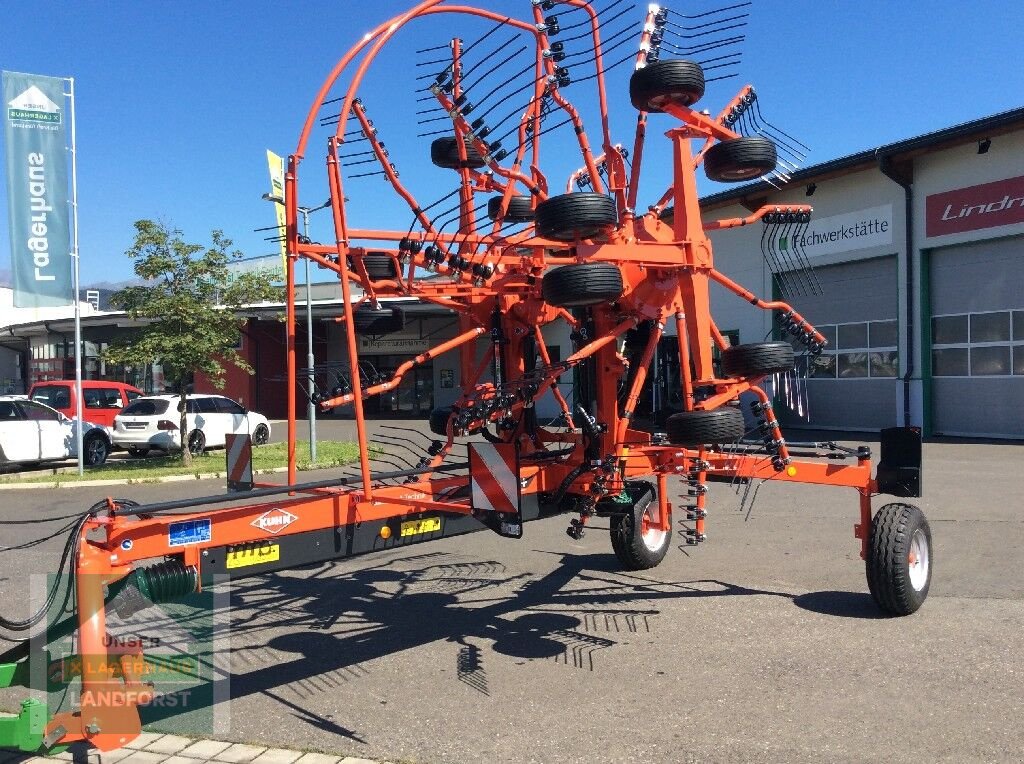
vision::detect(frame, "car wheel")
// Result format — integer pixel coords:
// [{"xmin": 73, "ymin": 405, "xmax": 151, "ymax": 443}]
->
[
  {"xmin": 252, "ymin": 423, "xmax": 270, "ymax": 446},
  {"xmin": 187, "ymin": 429, "xmax": 206, "ymax": 455},
  {"xmin": 83, "ymin": 433, "xmax": 110, "ymax": 467}
]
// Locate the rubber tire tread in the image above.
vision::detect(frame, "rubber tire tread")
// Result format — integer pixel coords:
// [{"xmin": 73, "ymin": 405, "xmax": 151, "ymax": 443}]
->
[
  {"xmin": 703, "ymin": 137, "xmax": 778, "ymax": 182},
  {"xmin": 542, "ymin": 263, "xmax": 623, "ymax": 308},
  {"xmin": 629, "ymin": 60, "xmax": 705, "ymax": 112},
  {"xmin": 866, "ymin": 502, "xmax": 932, "ymax": 616},
  {"xmin": 534, "ymin": 192, "xmax": 618, "ymax": 242},
  {"xmin": 429, "ymin": 406, "xmax": 454, "ymax": 436},
  {"xmin": 721, "ymin": 342, "xmax": 795, "ymax": 378},
  {"xmin": 487, "ymin": 195, "xmax": 535, "ymax": 222},
  {"xmin": 666, "ymin": 407, "xmax": 746, "ymax": 446},
  {"xmin": 610, "ymin": 483, "xmax": 671, "ymax": 570},
  {"xmin": 353, "ymin": 306, "xmax": 402, "ymax": 335},
  {"xmin": 430, "ymin": 137, "xmax": 485, "ymax": 169},
  {"xmin": 358, "ymin": 253, "xmax": 398, "ymax": 281}
]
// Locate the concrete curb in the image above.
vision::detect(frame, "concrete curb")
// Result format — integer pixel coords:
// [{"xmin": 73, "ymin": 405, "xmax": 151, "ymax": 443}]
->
[{"xmin": 0, "ymin": 467, "xmax": 292, "ymax": 492}]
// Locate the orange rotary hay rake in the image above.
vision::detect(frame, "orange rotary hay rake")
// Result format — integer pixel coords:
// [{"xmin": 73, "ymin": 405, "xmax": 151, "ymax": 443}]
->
[{"xmin": 0, "ymin": 1, "xmax": 929, "ymax": 754}]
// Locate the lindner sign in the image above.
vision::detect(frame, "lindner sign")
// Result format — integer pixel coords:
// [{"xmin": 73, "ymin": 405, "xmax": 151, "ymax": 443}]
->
[
  {"xmin": 926, "ymin": 174, "xmax": 1024, "ymax": 238},
  {"xmin": 2, "ymin": 71, "xmax": 73, "ymax": 307}
]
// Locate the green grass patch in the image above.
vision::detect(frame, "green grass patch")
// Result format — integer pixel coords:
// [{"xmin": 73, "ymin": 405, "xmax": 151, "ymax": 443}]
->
[{"xmin": 0, "ymin": 441, "xmax": 366, "ymax": 486}]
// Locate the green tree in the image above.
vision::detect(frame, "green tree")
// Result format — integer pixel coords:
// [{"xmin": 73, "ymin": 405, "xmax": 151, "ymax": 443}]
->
[{"xmin": 105, "ymin": 220, "xmax": 281, "ymax": 465}]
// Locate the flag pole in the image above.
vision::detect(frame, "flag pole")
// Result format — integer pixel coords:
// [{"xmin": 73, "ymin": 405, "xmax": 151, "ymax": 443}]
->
[{"xmin": 67, "ymin": 76, "xmax": 83, "ymax": 476}]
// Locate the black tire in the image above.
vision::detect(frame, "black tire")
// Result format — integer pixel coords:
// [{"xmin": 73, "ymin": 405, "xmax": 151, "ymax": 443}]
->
[
  {"xmin": 353, "ymin": 305, "xmax": 403, "ymax": 335},
  {"xmin": 720, "ymin": 342, "xmax": 795, "ymax": 378},
  {"xmin": 127, "ymin": 447, "xmax": 150, "ymax": 458},
  {"xmin": 629, "ymin": 60, "xmax": 705, "ymax": 112},
  {"xmin": 187, "ymin": 429, "xmax": 206, "ymax": 456},
  {"xmin": 429, "ymin": 406, "xmax": 454, "ymax": 436},
  {"xmin": 83, "ymin": 433, "xmax": 110, "ymax": 467},
  {"xmin": 534, "ymin": 192, "xmax": 618, "ymax": 241},
  {"xmin": 610, "ymin": 482, "xmax": 671, "ymax": 570},
  {"xmin": 252, "ymin": 424, "xmax": 270, "ymax": 446},
  {"xmin": 430, "ymin": 137, "xmax": 485, "ymax": 169},
  {"xmin": 356, "ymin": 253, "xmax": 398, "ymax": 281},
  {"xmin": 541, "ymin": 263, "xmax": 623, "ymax": 308},
  {"xmin": 704, "ymin": 137, "xmax": 778, "ymax": 182},
  {"xmin": 867, "ymin": 503, "xmax": 932, "ymax": 616},
  {"xmin": 487, "ymin": 194, "xmax": 535, "ymax": 222},
  {"xmin": 666, "ymin": 408, "xmax": 745, "ymax": 446}
]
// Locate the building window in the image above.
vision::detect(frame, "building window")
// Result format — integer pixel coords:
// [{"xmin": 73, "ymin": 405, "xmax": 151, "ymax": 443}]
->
[
  {"xmin": 932, "ymin": 309, "xmax": 1024, "ymax": 378},
  {"xmin": 797, "ymin": 320, "xmax": 898, "ymax": 379}
]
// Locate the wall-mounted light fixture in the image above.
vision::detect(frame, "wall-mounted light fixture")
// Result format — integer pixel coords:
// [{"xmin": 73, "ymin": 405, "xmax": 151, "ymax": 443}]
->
[
  {"xmin": 805, "ymin": 183, "xmax": 817, "ymax": 196},
  {"xmin": 978, "ymin": 138, "xmax": 992, "ymax": 155}
]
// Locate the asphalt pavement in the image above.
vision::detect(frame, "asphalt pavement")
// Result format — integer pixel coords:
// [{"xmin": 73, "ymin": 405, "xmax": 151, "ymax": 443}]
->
[{"xmin": 1, "ymin": 420, "xmax": 1022, "ymax": 763}]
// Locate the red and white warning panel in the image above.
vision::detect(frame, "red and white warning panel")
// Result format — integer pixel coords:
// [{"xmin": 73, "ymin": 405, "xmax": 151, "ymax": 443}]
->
[
  {"xmin": 468, "ymin": 442, "xmax": 522, "ymax": 538},
  {"xmin": 226, "ymin": 433, "xmax": 254, "ymax": 492}
]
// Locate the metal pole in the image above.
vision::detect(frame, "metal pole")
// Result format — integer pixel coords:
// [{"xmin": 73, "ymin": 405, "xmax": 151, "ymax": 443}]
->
[
  {"xmin": 302, "ymin": 209, "xmax": 317, "ymax": 464},
  {"xmin": 67, "ymin": 77, "xmax": 84, "ymax": 476}
]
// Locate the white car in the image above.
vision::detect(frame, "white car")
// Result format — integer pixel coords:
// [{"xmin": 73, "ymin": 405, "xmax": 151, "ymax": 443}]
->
[
  {"xmin": 112, "ymin": 394, "xmax": 271, "ymax": 456},
  {"xmin": 0, "ymin": 395, "xmax": 111, "ymax": 469}
]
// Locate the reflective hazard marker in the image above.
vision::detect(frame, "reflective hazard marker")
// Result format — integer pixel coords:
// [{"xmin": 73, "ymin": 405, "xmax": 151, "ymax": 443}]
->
[
  {"xmin": 226, "ymin": 433, "xmax": 254, "ymax": 492},
  {"xmin": 469, "ymin": 442, "xmax": 522, "ymax": 538}
]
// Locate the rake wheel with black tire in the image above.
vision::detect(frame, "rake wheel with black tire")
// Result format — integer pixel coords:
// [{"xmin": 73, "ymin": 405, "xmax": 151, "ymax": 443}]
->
[
  {"xmin": 866, "ymin": 502, "xmax": 932, "ymax": 616},
  {"xmin": 430, "ymin": 136, "xmax": 486, "ymax": 169},
  {"xmin": 534, "ymin": 192, "xmax": 618, "ymax": 241},
  {"xmin": 666, "ymin": 407, "xmax": 746, "ymax": 447},
  {"xmin": 541, "ymin": 262, "xmax": 623, "ymax": 308},
  {"xmin": 352, "ymin": 305, "xmax": 403, "ymax": 335},
  {"xmin": 629, "ymin": 59, "xmax": 705, "ymax": 112},
  {"xmin": 610, "ymin": 482, "xmax": 671, "ymax": 570},
  {"xmin": 703, "ymin": 136, "xmax": 778, "ymax": 182},
  {"xmin": 355, "ymin": 253, "xmax": 399, "ymax": 281},
  {"xmin": 720, "ymin": 341, "xmax": 795, "ymax": 378},
  {"xmin": 487, "ymin": 194, "xmax": 535, "ymax": 222}
]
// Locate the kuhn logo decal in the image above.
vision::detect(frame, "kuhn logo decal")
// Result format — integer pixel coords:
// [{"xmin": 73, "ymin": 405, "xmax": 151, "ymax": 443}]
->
[{"xmin": 251, "ymin": 508, "xmax": 297, "ymax": 535}]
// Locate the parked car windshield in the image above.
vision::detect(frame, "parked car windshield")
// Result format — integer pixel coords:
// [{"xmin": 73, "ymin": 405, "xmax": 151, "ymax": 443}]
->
[
  {"xmin": 29, "ymin": 385, "xmax": 70, "ymax": 408},
  {"xmin": 120, "ymin": 399, "xmax": 170, "ymax": 416}
]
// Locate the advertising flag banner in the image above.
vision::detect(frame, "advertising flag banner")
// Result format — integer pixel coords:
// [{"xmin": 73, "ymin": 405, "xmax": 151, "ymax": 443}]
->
[
  {"xmin": 266, "ymin": 149, "xmax": 287, "ymax": 273},
  {"xmin": 3, "ymin": 71, "xmax": 73, "ymax": 307}
]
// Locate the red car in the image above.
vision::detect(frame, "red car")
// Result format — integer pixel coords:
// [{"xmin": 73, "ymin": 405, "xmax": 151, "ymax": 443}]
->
[{"xmin": 28, "ymin": 380, "xmax": 143, "ymax": 428}]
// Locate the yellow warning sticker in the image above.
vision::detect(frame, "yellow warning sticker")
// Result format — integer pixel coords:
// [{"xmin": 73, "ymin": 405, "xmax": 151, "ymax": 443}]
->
[
  {"xmin": 400, "ymin": 517, "xmax": 442, "ymax": 537},
  {"xmin": 226, "ymin": 543, "xmax": 280, "ymax": 569}
]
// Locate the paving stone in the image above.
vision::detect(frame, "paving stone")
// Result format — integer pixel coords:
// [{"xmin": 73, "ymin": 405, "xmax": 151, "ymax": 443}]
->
[
  {"xmin": 293, "ymin": 754, "xmax": 341, "ymax": 764},
  {"xmin": 124, "ymin": 735, "xmax": 165, "ymax": 751},
  {"xmin": 98, "ymin": 748, "xmax": 137, "ymax": 763},
  {"xmin": 249, "ymin": 749, "xmax": 301, "ymax": 764},
  {"xmin": 142, "ymin": 737, "xmax": 192, "ymax": 756},
  {"xmin": 214, "ymin": 745, "xmax": 267, "ymax": 764},
  {"xmin": 178, "ymin": 740, "xmax": 232, "ymax": 760},
  {"xmin": 119, "ymin": 753, "xmax": 167, "ymax": 764},
  {"xmin": 159, "ymin": 756, "xmax": 203, "ymax": 764},
  {"xmin": 339, "ymin": 759, "xmax": 380, "ymax": 764}
]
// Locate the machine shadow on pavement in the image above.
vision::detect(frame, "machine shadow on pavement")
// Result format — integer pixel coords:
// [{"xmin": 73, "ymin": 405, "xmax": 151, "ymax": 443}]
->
[{"xmin": 137, "ymin": 549, "xmax": 798, "ymax": 738}]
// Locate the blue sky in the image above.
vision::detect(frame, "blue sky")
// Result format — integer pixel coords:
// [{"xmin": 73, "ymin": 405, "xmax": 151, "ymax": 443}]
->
[{"xmin": 2, "ymin": 0, "xmax": 1023, "ymax": 287}]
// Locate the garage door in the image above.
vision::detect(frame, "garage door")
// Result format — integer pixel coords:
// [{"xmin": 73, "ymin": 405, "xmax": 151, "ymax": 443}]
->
[
  {"xmin": 777, "ymin": 256, "xmax": 899, "ymax": 431},
  {"xmin": 929, "ymin": 236, "xmax": 1024, "ymax": 438}
]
